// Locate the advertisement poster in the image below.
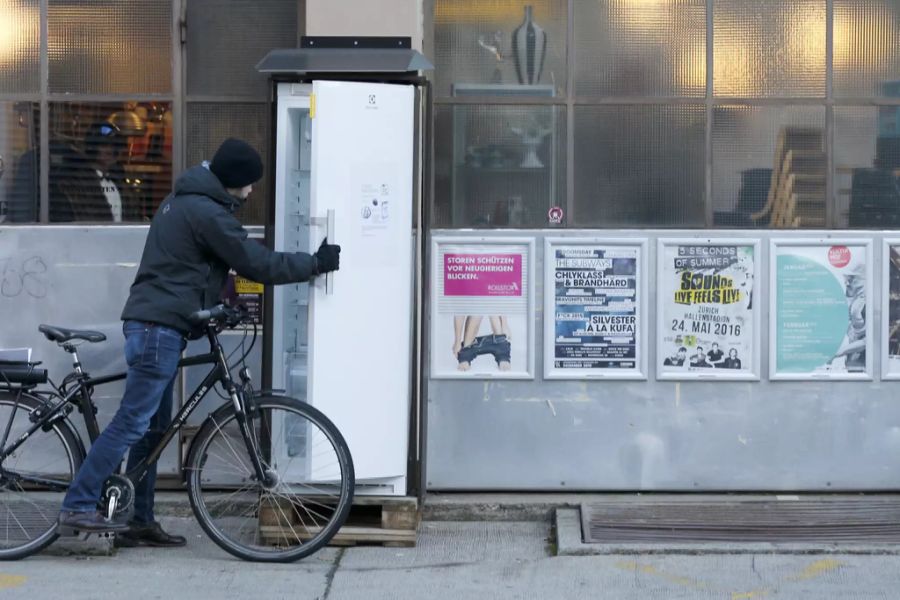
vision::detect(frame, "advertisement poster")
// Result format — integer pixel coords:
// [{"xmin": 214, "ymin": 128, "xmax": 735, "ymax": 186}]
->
[
  {"xmin": 431, "ymin": 238, "xmax": 534, "ymax": 379},
  {"xmin": 657, "ymin": 240, "xmax": 758, "ymax": 379},
  {"xmin": 772, "ymin": 241, "xmax": 872, "ymax": 379},
  {"xmin": 219, "ymin": 274, "xmax": 263, "ymax": 327},
  {"xmin": 885, "ymin": 242, "xmax": 900, "ymax": 378},
  {"xmin": 544, "ymin": 240, "xmax": 645, "ymax": 379}
]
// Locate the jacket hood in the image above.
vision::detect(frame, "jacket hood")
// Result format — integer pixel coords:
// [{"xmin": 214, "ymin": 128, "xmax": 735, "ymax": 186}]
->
[{"xmin": 173, "ymin": 165, "xmax": 243, "ymax": 210}]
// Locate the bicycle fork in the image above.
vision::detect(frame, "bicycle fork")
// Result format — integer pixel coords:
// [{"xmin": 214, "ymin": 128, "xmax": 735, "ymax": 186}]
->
[
  {"xmin": 229, "ymin": 387, "xmax": 274, "ymax": 487},
  {"xmin": 214, "ymin": 338, "xmax": 270, "ymax": 487}
]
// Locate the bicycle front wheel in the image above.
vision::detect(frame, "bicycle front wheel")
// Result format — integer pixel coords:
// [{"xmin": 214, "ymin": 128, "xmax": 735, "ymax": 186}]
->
[
  {"xmin": 0, "ymin": 393, "xmax": 83, "ymax": 560},
  {"xmin": 186, "ymin": 395, "xmax": 354, "ymax": 562}
]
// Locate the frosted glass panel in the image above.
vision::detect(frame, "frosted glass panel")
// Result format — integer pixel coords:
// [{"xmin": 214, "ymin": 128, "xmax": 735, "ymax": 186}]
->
[
  {"xmin": 48, "ymin": 0, "xmax": 173, "ymax": 94},
  {"xmin": 712, "ymin": 105, "xmax": 825, "ymax": 228},
  {"xmin": 0, "ymin": 0, "xmax": 40, "ymax": 93},
  {"xmin": 186, "ymin": 0, "xmax": 297, "ymax": 97},
  {"xmin": 574, "ymin": 0, "xmax": 705, "ymax": 97},
  {"xmin": 432, "ymin": 104, "xmax": 566, "ymax": 228},
  {"xmin": 714, "ymin": 0, "xmax": 825, "ymax": 97},
  {"xmin": 434, "ymin": 0, "xmax": 567, "ymax": 97},
  {"xmin": 834, "ymin": 106, "xmax": 900, "ymax": 228},
  {"xmin": 834, "ymin": 0, "xmax": 900, "ymax": 98},
  {"xmin": 186, "ymin": 102, "xmax": 269, "ymax": 225},
  {"xmin": 573, "ymin": 105, "xmax": 705, "ymax": 226},
  {"xmin": 0, "ymin": 102, "xmax": 39, "ymax": 223}
]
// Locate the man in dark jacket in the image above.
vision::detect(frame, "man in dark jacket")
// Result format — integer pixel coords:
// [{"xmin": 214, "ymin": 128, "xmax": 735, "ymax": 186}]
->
[{"xmin": 58, "ymin": 138, "xmax": 340, "ymax": 544}]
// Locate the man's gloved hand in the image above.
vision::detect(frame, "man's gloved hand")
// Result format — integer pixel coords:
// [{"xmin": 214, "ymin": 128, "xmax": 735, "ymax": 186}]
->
[{"xmin": 313, "ymin": 238, "xmax": 341, "ymax": 275}]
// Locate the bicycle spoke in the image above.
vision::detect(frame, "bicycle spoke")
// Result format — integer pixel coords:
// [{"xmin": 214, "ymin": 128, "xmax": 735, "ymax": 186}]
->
[
  {"xmin": 0, "ymin": 396, "xmax": 77, "ymax": 558},
  {"xmin": 208, "ymin": 418, "xmax": 255, "ymax": 473},
  {"xmin": 188, "ymin": 398, "xmax": 353, "ymax": 561}
]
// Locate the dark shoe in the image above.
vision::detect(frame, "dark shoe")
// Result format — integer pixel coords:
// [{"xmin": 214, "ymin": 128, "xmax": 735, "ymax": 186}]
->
[
  {"xmin": 57, "ymin": 511, "xmax": 129, "ymax": 536},
  {"xmin": 114, "ymin": 521, "xmax": 186, "ymax": 548}
]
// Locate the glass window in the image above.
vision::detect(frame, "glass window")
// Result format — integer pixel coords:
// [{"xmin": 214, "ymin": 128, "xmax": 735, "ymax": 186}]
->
[
  {"xmin": 433, "ymin": 104, "xmax": 566, "ymax": 228},
  {"xmin": 48, "ymin": 0, "xmax": 173, "ymax": 95},
  {"xmin": 712, "ymin": 105, "xmax": 826, "ymax": 228},
  {"xmin": 714, "ymin": 0, "xmax": 825, "ymax": 98},
  {"xmin": 433, "ymin": 0, "xmax": 567, "ymax": 98},
  {"xmin": 574, "ymin": 0, "xmax": 706, "ymax": 98},
  {"xmin": 573, "ymin": 104, "xmax": 706, "ymax": 227},
  {"xmin": 0, "ymin": 0, "xmax": 41, "ymax": 94},
  {"xmin": 185, "ymin": 103, "xmax": 270, "ymax": 225},
  {"xmin": 834, "ymin": 0, "xmax": 900, "ymax": 98},
  {"xmin": 47, "ymin": 102, "xmax": 173, "ymax": 223},
  {"xmin": 835, "ymin": 105, "xmax": 900, "ymax": 228},
  {"xmin": 186, "ymin": 0, "xmax": 298, "ymax": 98},
  {"xmin": 1, "ymin": 0, "xmax": 302, "ymax": 226},
  {"xmin": 0, "ymin": 102, "xmax": 39, "ymax": 223}
]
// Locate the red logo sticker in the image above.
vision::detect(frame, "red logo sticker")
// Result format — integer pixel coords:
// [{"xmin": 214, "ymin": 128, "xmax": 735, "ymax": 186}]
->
[
  {"xmin": 828, "ymin": 245, "xmax": 851, "ymax": 268},
  {"xmin": 548, "ymin": 206, "xmax": 564, "ymax": 224}
]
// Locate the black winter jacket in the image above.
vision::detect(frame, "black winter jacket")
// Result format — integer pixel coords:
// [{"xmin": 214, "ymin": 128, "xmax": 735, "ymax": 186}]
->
[{"xmin": 121, "ymin": 165, "xmax": 315, "ymax": 336}]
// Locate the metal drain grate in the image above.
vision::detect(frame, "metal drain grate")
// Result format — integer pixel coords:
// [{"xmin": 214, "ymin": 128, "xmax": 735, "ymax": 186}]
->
[{"xmin": 582, "ymin": 498, "xmax": 900, "ymax": 544}]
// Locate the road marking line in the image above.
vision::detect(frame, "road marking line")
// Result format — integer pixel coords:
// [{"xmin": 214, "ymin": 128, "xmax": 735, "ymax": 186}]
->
[
  {"xmin": 0, "ymin": 574, "xmax": 26, "ymax": 589},
  {"xmin": 614, "ymin": 560, "xmax": 708, "ymax": 589},
  {"xmin": 788, "ymin": 558, "xmax": 843, "ymax": 581},
  {"xmin": 732, "ymin": 590, "xmax": 770, "ymax": 599}
]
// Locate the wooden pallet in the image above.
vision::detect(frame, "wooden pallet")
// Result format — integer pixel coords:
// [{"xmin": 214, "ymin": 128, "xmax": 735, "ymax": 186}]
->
[{"xmin": 259, "ymin": 495, "xmax": 419, "ymax": 548}]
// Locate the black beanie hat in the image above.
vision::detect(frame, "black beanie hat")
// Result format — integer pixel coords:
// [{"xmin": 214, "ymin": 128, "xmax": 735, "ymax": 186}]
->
[{"xmin": 209, "ymin": 138, "xmax": 263, "ymax": 188}]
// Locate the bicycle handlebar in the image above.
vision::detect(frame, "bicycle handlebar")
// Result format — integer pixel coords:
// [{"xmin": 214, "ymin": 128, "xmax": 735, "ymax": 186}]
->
[{"xmin": 189, "ymin": 304, "xmax": 250, "ymax": 329}]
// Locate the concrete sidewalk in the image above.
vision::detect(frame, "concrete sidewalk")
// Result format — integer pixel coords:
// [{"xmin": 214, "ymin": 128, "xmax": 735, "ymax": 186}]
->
[
  {"xmin": 3, "ymin": 493, "xmax": 900, "ymax": 599},
  {"xmin": 3, "ymin": 515, "xmax": 900, "ymax": 599}
]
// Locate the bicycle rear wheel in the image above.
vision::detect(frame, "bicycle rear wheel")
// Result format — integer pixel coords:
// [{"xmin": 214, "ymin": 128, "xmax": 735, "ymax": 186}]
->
[
  {"xmin": 0, "ymin": 393, "xmax": 83, "ymax": 560},
  {"xmin": 186, "ymin": 395, "xmax": 354, "ymax": 562}
]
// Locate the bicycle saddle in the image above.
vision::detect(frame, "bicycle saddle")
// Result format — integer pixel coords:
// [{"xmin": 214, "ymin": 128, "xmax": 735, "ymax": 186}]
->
[{"xmin": 38, "ymin": 324, "xmax": 107, "ymax": 344}]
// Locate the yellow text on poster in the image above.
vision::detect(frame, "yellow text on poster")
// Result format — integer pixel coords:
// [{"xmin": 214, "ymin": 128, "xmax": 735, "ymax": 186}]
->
[{"xmin": 235, "ymin": 277, "xmax": 264, "ymax": 294}]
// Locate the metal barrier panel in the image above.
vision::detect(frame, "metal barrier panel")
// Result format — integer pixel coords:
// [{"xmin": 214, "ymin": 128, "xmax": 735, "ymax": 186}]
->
[{"xmin": 426, "ymin": 229, "xmax": 900, "ymax": 491}]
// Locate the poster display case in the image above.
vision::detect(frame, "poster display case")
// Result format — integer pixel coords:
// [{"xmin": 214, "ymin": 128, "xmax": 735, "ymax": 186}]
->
[
  {"xmin": 543, "ymin": 238, "xmax": 647, "ymax": 380},
  {"xmin": 430, "ymin": 236, "xmax": 535, "ymax": 379},
  {"xmin": 656, "ymin": 239, "xmax": 761, "ymax": 381},
  {"xmin": 770, "ymin": 239, "xmax": 873, "ymax": 380}
]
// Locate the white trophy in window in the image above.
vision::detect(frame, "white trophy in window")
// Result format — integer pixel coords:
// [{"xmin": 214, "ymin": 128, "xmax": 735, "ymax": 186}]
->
[{"xmin": 511, "ymin": 115, "xmax": 552, "ymax": 169}]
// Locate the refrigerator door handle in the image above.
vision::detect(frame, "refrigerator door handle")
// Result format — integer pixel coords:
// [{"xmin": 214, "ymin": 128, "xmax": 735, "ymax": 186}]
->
[
  {"xmin": 325, "ymin": 208, "xmax": 335, "ymax": 296},
  {"xmin": 310, "ymin": 209, "xmax": 336, "ymax": 295}
]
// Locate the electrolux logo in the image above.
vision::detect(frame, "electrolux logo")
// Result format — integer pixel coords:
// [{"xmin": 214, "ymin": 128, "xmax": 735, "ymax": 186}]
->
[{"xmin": 366, "ymin": 94, "xmax": 378, "ymax": 110}]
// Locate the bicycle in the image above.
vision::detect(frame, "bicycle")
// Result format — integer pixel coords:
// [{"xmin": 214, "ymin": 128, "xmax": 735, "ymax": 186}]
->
[{"xmin": 0, "ymin": 304, "xmax": 354, "ymax": 562}]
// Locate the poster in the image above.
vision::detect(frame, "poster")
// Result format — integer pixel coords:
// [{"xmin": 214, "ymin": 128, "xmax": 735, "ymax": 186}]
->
[
  {"xmin": 772, "ymin": 241, "xmax": 872, "ymax": 379},
  {"xmin": 220, "ymin": 273, "xmax": 263, "ymax": 327},
  {"xmin": 657, "ymin": 240, "xmax": 758, "ymax": 379},
  {"xmin": 544, "ymin": 240, "xmax": 645, "ymax": 379},
  {"xmin": 885, "ymin": 242, "xmax": 900, "ymax": 378},
  {"xmin": 431, "ymin": 238, "xmax": 534, "ymax": 379}
]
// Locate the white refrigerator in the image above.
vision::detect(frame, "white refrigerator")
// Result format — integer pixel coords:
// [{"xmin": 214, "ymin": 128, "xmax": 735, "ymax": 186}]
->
[{"xmin": 270, "ymin": 80, "xmax": 415, "ymax": 496}]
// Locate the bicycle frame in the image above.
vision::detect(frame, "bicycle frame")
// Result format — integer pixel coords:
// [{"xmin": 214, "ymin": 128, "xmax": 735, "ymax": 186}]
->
[{"xmin": 0, "ymin": 324, "xmax": 271, "ymax": 492}]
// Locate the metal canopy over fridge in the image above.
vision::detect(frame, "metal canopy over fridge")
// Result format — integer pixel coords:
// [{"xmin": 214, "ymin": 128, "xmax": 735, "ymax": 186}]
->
[{"xmin": 257, "ymin": 38, "xmax": 432, "ymax": 496}]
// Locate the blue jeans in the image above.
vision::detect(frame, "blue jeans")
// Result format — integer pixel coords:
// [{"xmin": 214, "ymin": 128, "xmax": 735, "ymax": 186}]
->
[{"xmin": 61, "ymin": 321, "xmax": 185, "ymax": 523}]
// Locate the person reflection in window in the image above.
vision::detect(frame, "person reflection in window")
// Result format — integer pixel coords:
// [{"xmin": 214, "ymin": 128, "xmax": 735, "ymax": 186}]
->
[
  {"xmin": 50, "ymin": 122, "xmax": 134, "ymax": 222},
  {"xmin": 7, "ymin": 149, "xmax": 38, "ymax": 223}
]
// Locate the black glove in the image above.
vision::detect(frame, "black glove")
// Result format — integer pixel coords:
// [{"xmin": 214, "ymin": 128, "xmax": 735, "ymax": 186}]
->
[{"xmin": 313, "ymin": 238, "xmax": 341, "ymax": 275}]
